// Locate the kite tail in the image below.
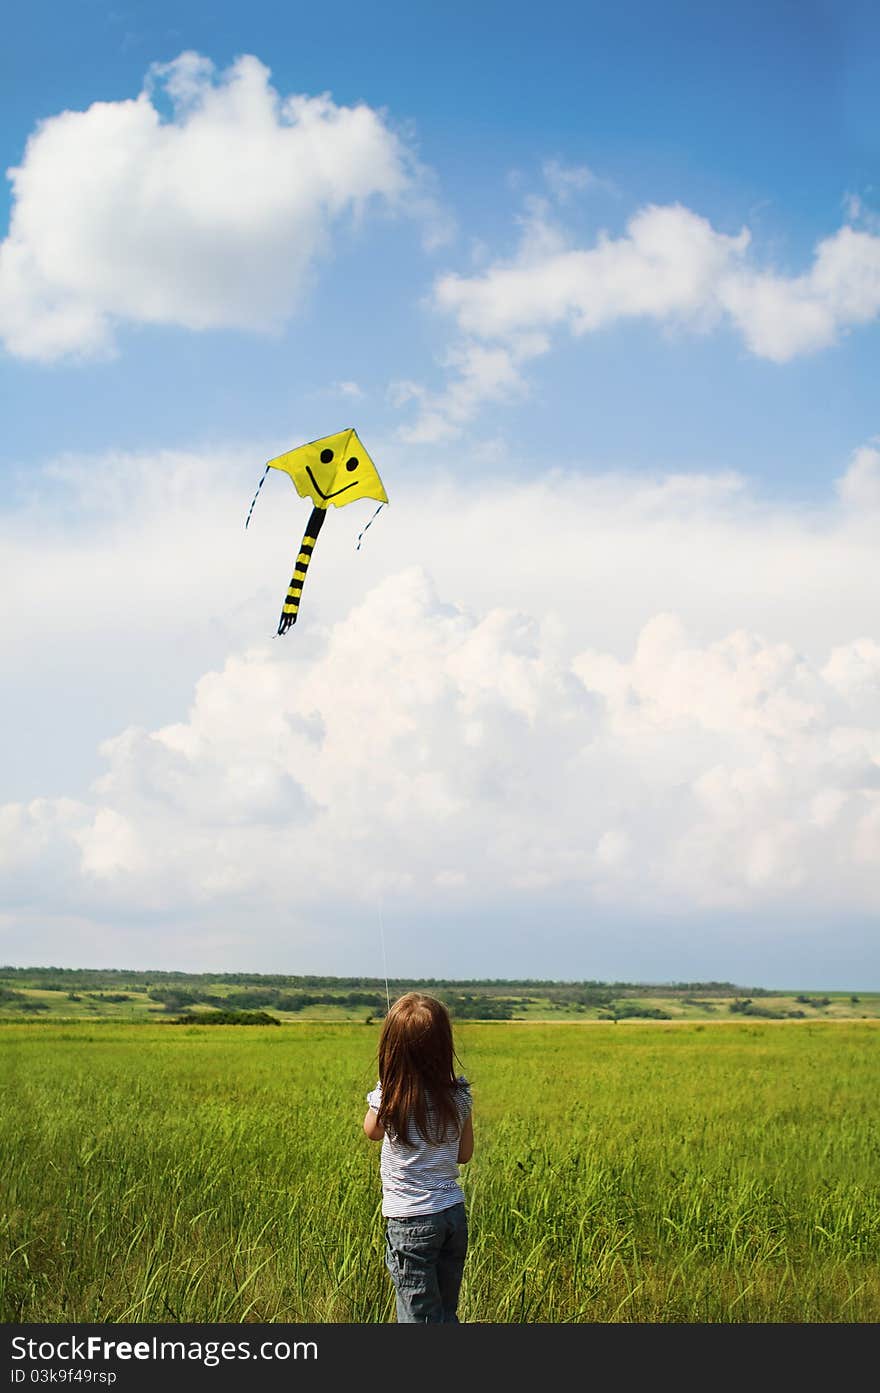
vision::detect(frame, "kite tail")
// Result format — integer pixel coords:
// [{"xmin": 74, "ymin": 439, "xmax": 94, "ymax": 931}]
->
[{"xmin": 277, "ymin": 505, "xmax": 327, "ymax": 634}]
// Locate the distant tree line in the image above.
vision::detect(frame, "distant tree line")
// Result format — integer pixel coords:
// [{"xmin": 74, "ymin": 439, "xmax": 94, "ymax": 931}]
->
[
  {"xmin": 729, "ymin": 998, "xmax": 806, "ymax": 1019},
  {"xmin": 1, "ymin": 966, "xmax": 777, "ymax": 1000},
  {"xmin": 434, "ymin": 993, "xmax": 518, "ymax": 1020},
  {"xmin": 598, "ymin": 1005, "xmax": 672, "ymax": 1021},
  {"xmin": 0, "ymin": 988, "xmax": 48, "ymax": 1013},
  {"xmin": 146, "ymin": 987, "xmax": 390, "ymax": 1013},
  {"xmin": 163, "ymin": 1009, "xmax": 281, "ymax": 1026}
]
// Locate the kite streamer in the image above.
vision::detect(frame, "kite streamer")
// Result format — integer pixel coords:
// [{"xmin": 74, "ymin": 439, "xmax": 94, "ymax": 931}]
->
[
  {"xmin": 356, "ymin": 502, "xmax": 386, "ymax": 551},
  {"xmin": 244, "ymin": 465, "xmax": 270, "ymax": 530}
]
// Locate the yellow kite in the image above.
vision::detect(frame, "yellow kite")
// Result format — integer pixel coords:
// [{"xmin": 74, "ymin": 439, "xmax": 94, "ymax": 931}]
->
[{"xmin": 245, "ymin": 428, "xmax": 388, "ymax": 633}]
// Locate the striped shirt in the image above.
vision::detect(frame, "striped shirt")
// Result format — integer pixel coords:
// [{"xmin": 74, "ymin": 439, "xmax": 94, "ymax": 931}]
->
[{"xmin": 366, "ymin": 1076, "xmax": 472, "ymax": 1218}]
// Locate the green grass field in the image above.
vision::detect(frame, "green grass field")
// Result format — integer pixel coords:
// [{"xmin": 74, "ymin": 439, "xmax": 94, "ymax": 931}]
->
[{"xmin": 2, "ymin": 1020, "xmax": 879, "ymax": 1323}]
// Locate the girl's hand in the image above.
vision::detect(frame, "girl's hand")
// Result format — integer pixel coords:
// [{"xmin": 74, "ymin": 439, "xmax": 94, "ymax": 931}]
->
[{"xmin": 363, "ymin": 1107, "xmax": 385, "ymax": 1141}]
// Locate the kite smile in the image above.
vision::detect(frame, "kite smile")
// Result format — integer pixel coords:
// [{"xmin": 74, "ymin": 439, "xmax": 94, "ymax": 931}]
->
[{"xmin": 305, "ymin": 466, "xmax": 359, "ymax": 500}]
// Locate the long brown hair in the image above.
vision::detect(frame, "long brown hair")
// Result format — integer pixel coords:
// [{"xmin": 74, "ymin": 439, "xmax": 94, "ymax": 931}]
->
[{"xmin": 376, "ymin": 993, "xmax": 463, "ymax": 1147}]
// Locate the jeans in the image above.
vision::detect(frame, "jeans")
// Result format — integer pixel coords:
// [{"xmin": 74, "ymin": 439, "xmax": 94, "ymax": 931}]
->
[{"xmin": 384, "ymin": 1202, "xmax": 468, "ymax": 1323}]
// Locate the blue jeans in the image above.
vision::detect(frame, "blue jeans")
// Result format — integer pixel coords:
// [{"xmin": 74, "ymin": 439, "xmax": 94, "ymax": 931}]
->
[{"xmin": 384, "ymin": 1202, "xmax": 468, "ymax": 1323}]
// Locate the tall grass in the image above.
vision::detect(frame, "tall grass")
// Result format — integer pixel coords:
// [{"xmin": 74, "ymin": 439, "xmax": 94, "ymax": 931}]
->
[{"xmin": 1, "ymin": 1021, "xmax": 878, "ymax": 1322}]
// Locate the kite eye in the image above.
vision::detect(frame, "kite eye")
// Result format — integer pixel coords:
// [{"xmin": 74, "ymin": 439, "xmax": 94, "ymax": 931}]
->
[
  {"xmin": 320, "ymin": 448, "xmax": 334, "ymax": 463},
  {"xmin": 346, "ymin": 457, "xmax": 359, "ymax": 472}
]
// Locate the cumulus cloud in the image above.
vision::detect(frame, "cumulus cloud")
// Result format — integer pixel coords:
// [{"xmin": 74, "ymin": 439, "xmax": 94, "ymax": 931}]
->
[
  {"xmin": 4, "ymin": 570, "xmax": 880, "ymax": 934},
  {"xmin": 2, "ymin": 437, "xmax": 880, "ymax": 969},
  {"xmin": 0, "ymin": 53, "xmax": 421, "ymax": 360},
  {"xmin": 720, "ymin": 225, "xmax": 880, "ymax": 361},
  {"xmin": 399, "ymin": 201, "xmax": 880, "ymax": 440},
  {"xmin": 835, "ymin": 439, "xmax": 880, "ymax": 509},
  {"xmin": 438, "ymin": 203, "xmax": 750, "ymax": 338}
]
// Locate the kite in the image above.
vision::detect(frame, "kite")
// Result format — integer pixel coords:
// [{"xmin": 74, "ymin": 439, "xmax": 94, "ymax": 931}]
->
[{"xmin": 245, "ymin": 428, "xmax": 388, "ymax": 634}]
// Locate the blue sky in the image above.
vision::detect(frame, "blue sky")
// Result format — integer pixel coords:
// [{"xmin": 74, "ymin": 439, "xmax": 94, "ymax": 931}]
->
[
  {"xmin": 3, "ymin": 0, "xmax": 878, "ymax": 488},
  {"xmin": 2, "ymin": 1, "xmax": 880, "ymax": 986}
]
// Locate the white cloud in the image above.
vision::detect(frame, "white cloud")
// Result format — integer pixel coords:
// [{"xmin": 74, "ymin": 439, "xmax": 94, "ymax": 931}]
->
[
  {"xmin": 393, "ymin": 338, "xmax": 537, "ymax": 444},
  {"xmin": 399, "ymin": 202, "xmax": 880, "ymax": 440},
  {"xmin": 334, "ymin": 380, "xmax": 365, "ymax": 399},
  {"xmin": 835, "ymin": 439, "xmax": 880, "ymax": 510},
  {"xmin": 542, "ymin": 158, "xmax": 601, "ymax": 202},
  {"xmin": 843, "ymin": 190, "xmax": 880, "ymax": 234},
  {"xmin": 2, "ymin": 437, "xmax": 880, "ymax": 969},
  {"xmin": 5, "ymin": 569, "xmax": 880, "ymax": 930},
  {"xmin": 0, "ymin": 53, "xmax": 421, "ymax": 360},
  {"xmin": 719, "ymin": 226, "xmax": 880, "ymax": 360}
]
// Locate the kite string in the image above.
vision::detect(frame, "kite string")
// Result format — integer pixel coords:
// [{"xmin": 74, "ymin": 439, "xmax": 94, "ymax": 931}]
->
[
  {"xmin": 356, "ymin": 502, "xmax": 385, "ymax": 551},
  {"xmin": 378, "ymin": 894, "xmax": 391, "ymax": 1012}
]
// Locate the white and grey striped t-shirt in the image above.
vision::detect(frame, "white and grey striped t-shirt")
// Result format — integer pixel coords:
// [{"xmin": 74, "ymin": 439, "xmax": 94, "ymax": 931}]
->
[{"xmin": 366, "ymin": 1076, "xmax": 472, "ymax": 1218}]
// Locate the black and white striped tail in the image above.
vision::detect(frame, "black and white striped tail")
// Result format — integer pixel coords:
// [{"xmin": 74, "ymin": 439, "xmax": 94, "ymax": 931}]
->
[
  {"xmin": 245, "ymin": 465, "xmax": 269, "ymax": 529},
  {"xmin": 277, "ymin": 506, "xmax": 327, "ymax": 634}
]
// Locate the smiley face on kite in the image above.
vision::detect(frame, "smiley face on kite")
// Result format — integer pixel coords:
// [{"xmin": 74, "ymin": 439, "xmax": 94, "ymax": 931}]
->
[
  {"xmin": 245, "ymin": 428, "xmax": 388, "ymax": 634},
  {"xmin": 267, "ymin": 429, "xmax": 388, "ymax": 510}
]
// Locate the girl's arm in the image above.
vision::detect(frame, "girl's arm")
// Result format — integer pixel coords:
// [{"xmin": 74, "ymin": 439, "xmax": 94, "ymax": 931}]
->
[
  {"xmin": 363, "ymin": 1107, "xmax": 385, "ymax": 1141},
  {"xmin": 457, "ymin": 1114, "xmax": 474, "ymax": 1163}
]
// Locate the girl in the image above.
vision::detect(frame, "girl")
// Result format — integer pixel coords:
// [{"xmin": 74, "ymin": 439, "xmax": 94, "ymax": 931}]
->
[{"xmin": 363, "ymin": 992, "xmax": 474, "ymax": 1324}]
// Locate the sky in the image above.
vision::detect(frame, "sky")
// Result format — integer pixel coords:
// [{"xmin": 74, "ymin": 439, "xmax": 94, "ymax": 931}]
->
[{"xmin": 2, "ymin": 0, "xmax": 880, "ymax": 987}]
